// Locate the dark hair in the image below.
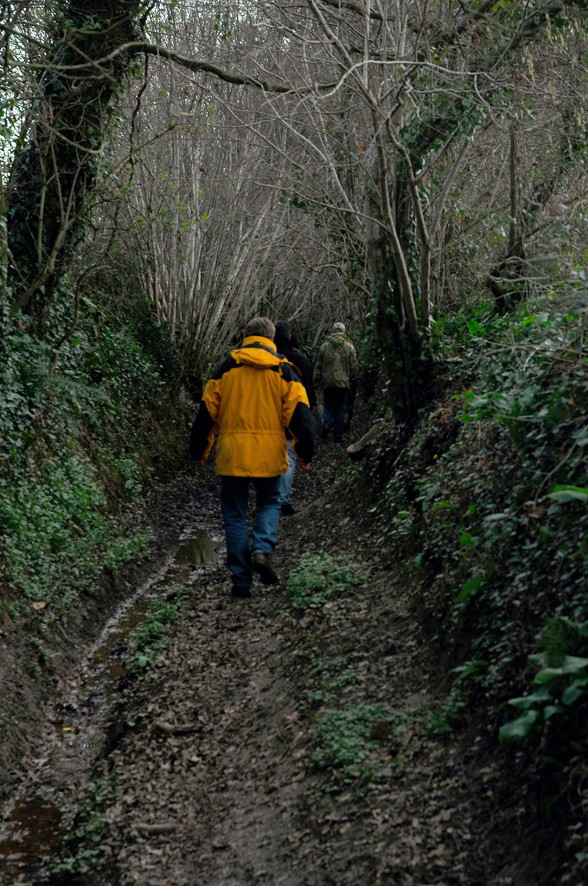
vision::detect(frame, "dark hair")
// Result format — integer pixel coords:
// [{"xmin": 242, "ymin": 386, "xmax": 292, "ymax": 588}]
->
[{"xmin": 274, "ymin": 321, "xmax": 292, "ymax": 350}]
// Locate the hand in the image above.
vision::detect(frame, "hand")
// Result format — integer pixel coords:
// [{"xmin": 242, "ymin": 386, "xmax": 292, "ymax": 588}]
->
[{"xmin": 298, "ymin": 460, "xmax": 311, "ymax": 470}]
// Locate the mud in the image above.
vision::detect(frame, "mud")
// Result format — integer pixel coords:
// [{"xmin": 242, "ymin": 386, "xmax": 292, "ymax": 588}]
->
[{"xmin": 0, "ymin": 448, "xmax": 524, "ymax": 885}]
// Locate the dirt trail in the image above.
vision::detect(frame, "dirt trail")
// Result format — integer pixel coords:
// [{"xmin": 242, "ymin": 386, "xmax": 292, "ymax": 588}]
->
[{"xmin": 2, "ymin": 444, "xmax": 514, "ymax": 885}]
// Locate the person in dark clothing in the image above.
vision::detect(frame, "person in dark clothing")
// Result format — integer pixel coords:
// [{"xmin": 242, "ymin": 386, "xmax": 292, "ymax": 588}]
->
[
  {"xmin": 274, "ymin": 321, "xmax": 316, "ymax": 516},
  {"xmin": 190, "ymin": 317, "xmax": 315, "ymax": 597},
  {"xmin": 275, "ymin": 322, "xmax": 316, "ymax": 409}
]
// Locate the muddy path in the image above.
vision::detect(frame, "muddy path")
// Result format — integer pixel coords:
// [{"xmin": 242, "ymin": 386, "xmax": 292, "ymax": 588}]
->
[{"xmin": 1, "ymin": 445, "xmax": 517, "ymax": 885}]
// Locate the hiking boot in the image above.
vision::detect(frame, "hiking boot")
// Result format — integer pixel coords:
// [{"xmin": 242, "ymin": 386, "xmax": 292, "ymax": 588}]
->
[
  {"xmin": 231, "ymin": 584, "xmax": 252, "ymax": 599},
  {"xmin": 280, "ymin": 503, "xmax": 295, "ymax": 516},
  {"xmin": 252, "ymin": 552, "xmax": 279, "ymax": 585}
]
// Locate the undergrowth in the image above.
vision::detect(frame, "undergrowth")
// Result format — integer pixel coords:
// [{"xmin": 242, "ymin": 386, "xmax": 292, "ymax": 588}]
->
[
  {"xmin": 0, "ymin": 287, "xmax": 187, "ymax": 648},
  {"xmin": 51, "ymin": 768, "xmax": 123, "ymax": 879},
  {"xmin": 312, "ymin": 704, "xmax": 402, "ymax": 786},
  {"xmin": 284, "ymin": 552, "xmax": 365, "ymax": 610},
  {"xmin": 362, "ymin": 290, "xmax": 587, "ymax": 881},
  {"xmin": 128, "ymin": 584, "xmax": 192, "ymax": 671},
  {"xmin": 283, "ymin": 553, "xmax": 403, "ymax": 793}
]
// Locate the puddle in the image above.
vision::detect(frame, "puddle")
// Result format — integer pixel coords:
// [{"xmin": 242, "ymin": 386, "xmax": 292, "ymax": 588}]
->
[
  {"xmin": 175, "ymin": 529, "xmax": 220, "ymax": 568},
  {"xmin": 0, "ymin": 526, "xmax": 223, "ymax": 883}
]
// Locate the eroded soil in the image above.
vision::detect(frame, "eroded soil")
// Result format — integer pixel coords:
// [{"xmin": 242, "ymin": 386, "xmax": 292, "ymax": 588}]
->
[{"xmin": 1, "ymin": 443, "xmax": 522, "ymax": 885}]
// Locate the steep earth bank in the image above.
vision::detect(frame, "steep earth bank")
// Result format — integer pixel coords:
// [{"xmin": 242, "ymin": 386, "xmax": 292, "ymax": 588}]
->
[{"xmin": 0, "ymin": 474, "xmax": 207, "ymax": 805}]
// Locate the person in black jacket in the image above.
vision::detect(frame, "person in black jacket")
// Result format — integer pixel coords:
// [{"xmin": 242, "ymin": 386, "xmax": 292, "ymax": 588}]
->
[{"xmin": 274, "ymin": 321, "xmax": 316, "ymax": 516}]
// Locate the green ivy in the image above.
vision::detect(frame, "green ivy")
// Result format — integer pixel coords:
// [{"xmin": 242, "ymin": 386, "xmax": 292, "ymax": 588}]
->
[
  {"xmin": 128, "ymin": 585, "xmax": 191, "ymax": 670},
  {"xmin": 500, "ymin": 618, "xmax": 588, "ymax": 751},
  {"xmin": 312, "ymin": 704, "xmax": 401, "ymax": 781},
  {"xmin": 0, "ymin": 285, "xmax": 186, "ymax": 634},
  {"xmin": 284, "ymin": 552, "xmax": 365, "ymax": 610}
]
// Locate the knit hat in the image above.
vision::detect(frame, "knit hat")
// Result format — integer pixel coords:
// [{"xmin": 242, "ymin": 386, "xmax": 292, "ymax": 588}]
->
[{"xmin": 332, "ymin": 322, "xmax": 346, "ymax": 333}]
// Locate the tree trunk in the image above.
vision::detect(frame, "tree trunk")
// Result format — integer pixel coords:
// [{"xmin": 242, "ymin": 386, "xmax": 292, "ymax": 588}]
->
[
  {"xmin": 7, "ymin": 0, "xmax": 142, "ymax": 332},
  {"xmin": 365, "ymin": 151, "xmax": 432, "ymax": 427},
  {"xmin": 487, "ymin": 117, "xmax": 528, "ymax": 314}
]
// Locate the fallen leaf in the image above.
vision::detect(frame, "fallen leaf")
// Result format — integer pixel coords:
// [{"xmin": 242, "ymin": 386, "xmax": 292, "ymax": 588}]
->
[
  {"xmin": 153, "ymin": 718, "xmax": 200, "ymax": 735},
  {"xmin": 135, "ymin": 822, "xmax": 177, "ymax": 835}
]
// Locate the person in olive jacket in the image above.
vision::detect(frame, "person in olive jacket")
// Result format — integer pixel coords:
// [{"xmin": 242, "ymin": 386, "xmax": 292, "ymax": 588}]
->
[
  {"xmin": 314, "ymin": 322, "xmax": 358, "ymax": 443},
  {"xmin": 190, "ymin": 317, "xmax": 315, "ymax": 597}
]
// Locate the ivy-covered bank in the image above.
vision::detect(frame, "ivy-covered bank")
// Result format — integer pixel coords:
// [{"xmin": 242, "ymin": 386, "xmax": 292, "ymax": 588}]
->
[
  {"xmin": 0, "ymin": 290, "xmax": 192, "ymax": 795},
  {"xmin": 0, "ymin": 295, "xmax": 189, "ymax": 624},
  {"xmin": 358, "ymin": 290, "xmax": 587, "ymax": 883}
]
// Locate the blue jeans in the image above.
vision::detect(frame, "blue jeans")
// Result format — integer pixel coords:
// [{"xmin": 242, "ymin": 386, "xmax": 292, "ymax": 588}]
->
[
  {"xmin": 277, "ymin": 440, "xmax": 296, "ymax": 506},
  {"xmin": 220, "ymin": 475, "xmax": 281, "ymax": 589}
]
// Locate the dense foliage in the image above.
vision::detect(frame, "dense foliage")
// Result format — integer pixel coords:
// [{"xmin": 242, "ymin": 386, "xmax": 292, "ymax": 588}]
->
[
  {"xmin": 0, "ymin": 289, "xmax": 188, "ymax": 649},
  {"xmin": 358, "ymin": 282, "xmax": 587, "ymax": 880}
]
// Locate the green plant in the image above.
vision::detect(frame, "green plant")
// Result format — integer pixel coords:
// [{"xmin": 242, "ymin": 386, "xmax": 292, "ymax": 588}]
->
[
  {"xmin": 434, "ymin": 660, "xmax": 491, "ymax": 730},
  {"xmin": 299, "ymin": 654, "xmax": 360, "ymax": 712},
  {"xmin": 0, "ymin": 454, "xmax": 107, "ymax": 602},
  {"xmin": 128, "ymin": 585, "xmax": 190, "ymax": 669},
  {"xmin": 499, "ymin": 618, "xmax": 588, "ymax": 747},
  {"xmin": 427, "ymin": 706, "xmax": 455, "ymax": 736},
  {"xmin": 102, "ymin": 528, "xmax": 153, "ymax": 572},
  {"xmin": 52, "ymin": 773, "xmax": 118, "ymax": 876},
  {"xmin": 303, "ymin": 688, "xmax": 327, "ymax": 709},
  {"xmin": 328, "ymin": 670, "xmax": 360, "ymax": 690},
  {"xmin": 284, "ymin": 552, "xmax": 364, "ymax": 610},
  {"xmin": 0, "ymin": 290, "xmax": 186, "ymax": 644},
  {"xmin": 308, "ymin": 655, "xmax": 346, "ymax": 675},
  {"xmin": 312, "ymin": 704, "xmax": 401, "ymax": 782},
  {"xmin": 114, "ymin": 456, "xmax": 146, "ymax": 503}
]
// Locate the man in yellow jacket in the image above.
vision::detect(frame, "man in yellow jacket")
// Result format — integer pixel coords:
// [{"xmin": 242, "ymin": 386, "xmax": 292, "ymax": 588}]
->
[{"xmin": 190, "ymin": 317, "xmax": 315, "ymax": 598}]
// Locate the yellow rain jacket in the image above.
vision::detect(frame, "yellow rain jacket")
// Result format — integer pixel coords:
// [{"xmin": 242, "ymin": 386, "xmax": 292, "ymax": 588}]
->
[{"xmin": 190, "ymin": 336, "xmax": 315, "ymax": 477}]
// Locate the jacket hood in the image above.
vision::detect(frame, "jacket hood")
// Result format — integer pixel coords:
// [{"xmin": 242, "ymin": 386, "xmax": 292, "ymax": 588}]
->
[{"xmin": 231, "ymin": 336, "xmax": 282, "ymax": 369}]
